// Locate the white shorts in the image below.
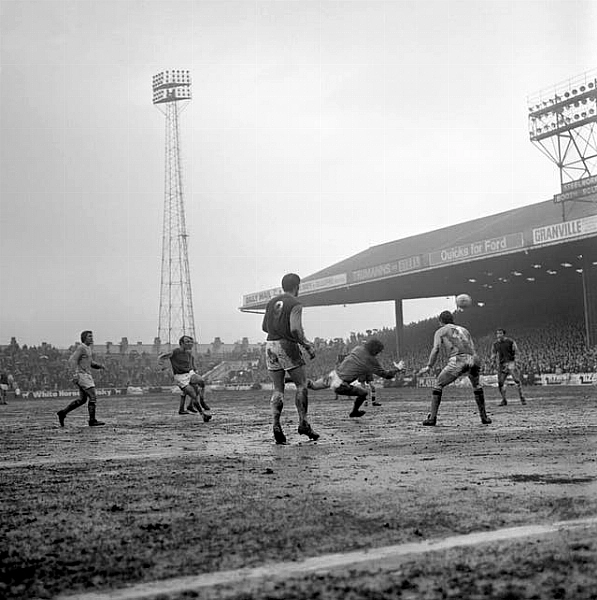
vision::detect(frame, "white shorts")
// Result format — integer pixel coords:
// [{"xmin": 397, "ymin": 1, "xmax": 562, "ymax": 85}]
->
[
  {"xmin": 174, "ymin": 370, "xmax": 200, "ymax": 390},
  {"xmin": 265, "ymin": 340, "xmax": 305, "ymax": 371},
  {"xmin": 328, "ymin": 370, "xmax": 343, "ymax": 391},
  {"xmin": 0, "ymin": 383, "xmax": 8, "ymax": 392},
  {"xmin": 74, "ymin": 372, "xmax": 95, "ymax": 390}
]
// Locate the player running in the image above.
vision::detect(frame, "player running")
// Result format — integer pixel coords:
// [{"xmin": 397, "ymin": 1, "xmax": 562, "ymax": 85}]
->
[
  {"xmin": 417, "ymin": 311, "xmax": 491, "ymax": 426},
  {"xmin": 262, "ymin": 273, "xmax": 318, "ymax": 445},
  {"xmin": 57, "ymin": 330, "xmax": 106, "ymax": 427},
  {"xmin": 308, "ymin": 339, "xmax": 403, "ymax": 417},
  {"xmin": 158, "ymin": 336, "xmax": 212, "ymax": 421},
  {"xmin": 492, "ymin": 328, "xmax": 526, "ymax": 406}
]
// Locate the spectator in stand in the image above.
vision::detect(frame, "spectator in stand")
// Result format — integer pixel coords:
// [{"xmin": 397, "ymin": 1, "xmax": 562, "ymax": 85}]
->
[
  {"xmin": 57, "ymin": 331, "xmax": 106, "ymax": 427},
  {"xmin": 2, "ymin": 314, "xmax": 596, "ymax": 394},
  {"xmin": 491, "ymin": 329, "xmax": 526, "ymax": 406}
]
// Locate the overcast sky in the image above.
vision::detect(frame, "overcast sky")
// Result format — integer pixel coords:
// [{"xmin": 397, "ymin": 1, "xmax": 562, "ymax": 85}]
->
[{"xmin": 1, "ymin": 0, "xmax": 596, "ymax": 348}]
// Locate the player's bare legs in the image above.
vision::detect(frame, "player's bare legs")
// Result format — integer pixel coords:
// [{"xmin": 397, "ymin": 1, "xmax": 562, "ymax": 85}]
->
[
  {"xmin": 498, "ymin": 363, "xmax": 525, "ymax": 405},
  {"xmin": 287, "ymin": 365, "xmax": 319, "ymax": 441},
  {"xmin": 369, "ymin": 382, "xmax": 381, "ymax": 406},
  {"xmin": 497, "ymin": 367, "xmax": 508, "ymax": 405},
  {"xmin": 469, "ymin": 366, "xmax": 491, "ymax": 425},
  {"xmin": 423, "ymin": 387, "xmax": 443, "ymax": 426},
  {"xmin": 182, "ymin": 384, "xmax": 211, "ymax": 422},
  {"xmin": 349, "ymin": 389, "xmax": 368, "ymax": 417},
  {"xmin": 330, "ymin": 382, "xmax": 367, "ymax": 417},
  {"xmin": 270, "ymin": 369, "xmax": 287, "ymax": 444},
  {"xmin": 194, "ymin": 379, "xmax": 211, "ymax": 412},
  {"xmin": 57, "ymin": 387, "xmax": 87, "ymax": 427},
  {"xmin": 515, "ymin": 382, "xmax": 526, "ymax": 404},
  {"xmin": 473, "ymin": 387, "xmax": 492, "ymax": 424},
  {"xmin": 86, "ymin": 388, "xmax": 104, "ymax": 426},
  {"xmin": 178, "ymin": 394, "xmax": 190, "ymax": 414},
  {"xmin": 423, "ymin": 365, "xmax": 451, "ymax": 426},
  {"xmin": 307, "ymin": 376, "xmax": 330, "ymax": 390},
  {"xmin": 185, "ymin": 387, "xmax": 203, "ymax": 413},
  {"xmin": 57, "ymin": 386, "xmax": 104, "ymax": 427},
  {"xmin": 509, "ymin": 365, "xmax": 526, "ymax": 404}
]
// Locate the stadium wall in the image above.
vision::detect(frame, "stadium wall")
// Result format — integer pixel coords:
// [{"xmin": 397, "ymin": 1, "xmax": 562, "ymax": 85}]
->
[
  {"xmin": 417, "ymin": 373, "xmax": 597, "ymax": 387},
  {"xmin": 10, "ymin": 372, "xmax": 596, "ymax": 399}
]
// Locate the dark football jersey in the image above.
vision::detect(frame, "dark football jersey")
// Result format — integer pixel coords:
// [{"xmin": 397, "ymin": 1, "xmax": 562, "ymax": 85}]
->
[
  {"xmin": 493, "ymin": 338, "xmax": 516, "ymax": 363},
  {"xmin": 262, "ymin": 293, "xmax": 301, "ymax": 342}
]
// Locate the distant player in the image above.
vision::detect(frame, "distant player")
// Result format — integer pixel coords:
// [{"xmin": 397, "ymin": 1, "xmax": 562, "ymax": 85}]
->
[
  {"xmin": 57, "ymin": 330, "xmax": 106, "ymax": 427},
  {"xmin": 262, "ymin": 273, "xmax": 318, "ymax": 445},
  {"xmin": 492, "ymin": 328, "xmax": 526, "ymax": 406},
  {"xmin": 308, "ymin": 339, "xmax": 402, "ymax": 418},
  {"xmin": 418, "ymin": 311, "xmax": 491, "ymax": 426},
  {"xmin": 158, "ymin": 336, "xmax": 212, "ymax": 421},
  {"xmin": 0, "ymin": 371, "xmax": 10, "ymax": 404}
]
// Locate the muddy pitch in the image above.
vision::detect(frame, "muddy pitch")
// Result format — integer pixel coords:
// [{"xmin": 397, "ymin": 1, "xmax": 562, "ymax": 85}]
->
[{"xmin": 1, "ymin": 386, "xmax": 596, "ymax": 599}]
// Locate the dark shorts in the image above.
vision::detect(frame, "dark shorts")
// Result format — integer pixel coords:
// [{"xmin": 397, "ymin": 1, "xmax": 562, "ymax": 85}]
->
[
  {"xmin": 498, "ymin": 361, "xmax": 521, "ymax": 384},
  {"xmin": 334, "ymin": 382, "xmax": 368, "ymax": 398}
]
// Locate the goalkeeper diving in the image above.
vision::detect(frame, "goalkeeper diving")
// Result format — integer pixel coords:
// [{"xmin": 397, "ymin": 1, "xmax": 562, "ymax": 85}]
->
[{"xmin": 308, "ymin": 338, "xmax": 405, "ymax": 418}]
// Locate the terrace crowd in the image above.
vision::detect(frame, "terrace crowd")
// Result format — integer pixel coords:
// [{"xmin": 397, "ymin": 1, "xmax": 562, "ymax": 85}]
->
[{"xmin": 1, "ymin": 313, "xmax": 595, "ymax": 393}]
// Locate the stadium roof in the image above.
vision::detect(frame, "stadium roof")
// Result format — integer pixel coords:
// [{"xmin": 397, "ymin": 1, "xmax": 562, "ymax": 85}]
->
[{"xmin": 240, "ymin": 197, "xmax": 597, "ymax": 312}]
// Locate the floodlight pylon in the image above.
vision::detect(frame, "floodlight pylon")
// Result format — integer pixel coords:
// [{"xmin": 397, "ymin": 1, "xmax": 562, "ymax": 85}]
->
[
  {"xmin": 528, "ymin": 69, "xmax": 597, "ymax": 218},
  {"xmin": 152, "ymin": 70, "xmax": 196, "ymax": 350}
]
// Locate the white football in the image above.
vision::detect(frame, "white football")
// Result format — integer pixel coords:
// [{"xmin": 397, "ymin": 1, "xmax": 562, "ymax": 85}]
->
[{"xmin": 455, "ymin": 293, "xmax": 473, "ymax": 309}]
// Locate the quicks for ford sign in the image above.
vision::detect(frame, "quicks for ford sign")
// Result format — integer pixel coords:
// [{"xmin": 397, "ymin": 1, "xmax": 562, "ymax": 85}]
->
[{"xmin": 428, "ymin": 233, "xmax": 524, "ymax": 266}]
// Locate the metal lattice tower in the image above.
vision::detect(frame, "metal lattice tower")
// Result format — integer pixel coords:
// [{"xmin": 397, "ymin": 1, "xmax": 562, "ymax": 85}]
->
[
  {"xmin": 152, "ymin": 70, "xmax": 196, "ymax": 350},
  {"xmin": 528, "ymin": 69, "xmax": 597, "ymax": 219}
]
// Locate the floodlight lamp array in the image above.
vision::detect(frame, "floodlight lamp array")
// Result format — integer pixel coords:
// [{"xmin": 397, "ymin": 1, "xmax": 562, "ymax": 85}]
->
[
  {"xmin": 152, "ymin": 70, "xmax": 191, "ymax": 91},
  {"xmin": 527, "ymin": 69, "xmax": 597, "ymax": 141},
  {"xmin": 153, "ymin": 86, "xmax": 192, "ymax": 104}
]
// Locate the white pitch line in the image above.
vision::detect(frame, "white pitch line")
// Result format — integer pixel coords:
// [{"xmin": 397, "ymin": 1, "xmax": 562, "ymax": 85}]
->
[{"xmin": 58, "ymin": 516, "xmax": 597, "ymax": 600}]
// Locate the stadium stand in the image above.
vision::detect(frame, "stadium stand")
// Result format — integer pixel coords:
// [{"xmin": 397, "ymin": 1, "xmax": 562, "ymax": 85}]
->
[{"xmin": 1, "ymin": 309, "xmax": 595, "ymax": 393}]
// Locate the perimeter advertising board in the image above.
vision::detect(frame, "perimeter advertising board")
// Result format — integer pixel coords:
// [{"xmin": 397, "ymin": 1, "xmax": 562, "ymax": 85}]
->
[
  {"xmin": 532, "ymin": 214, "xmax": 597, "ymax": 245},
  {"xmin": 351, "ymin": 255, "xmax": 423, "ymax": 284},
  {"xmin": 300, "ymin": 273, "xmax": 347, "ymax": 294},
  {"xmin": 553, "ymin": 174, "xmax": 597, "ymax": 203},
  {"xmin": 242, "ymin": 273, "xmax": 348, "ymax": 309},
  {"xmin": 428, "ymin": 233, "xmax": 524, "ymax": 266},
  {"xmin": 242, "ymin": 287, "xmax": 282, "ymax": 308},
  {"xmin": 417, "ymin": 373, "xmax": 596, "ymax": 388}
]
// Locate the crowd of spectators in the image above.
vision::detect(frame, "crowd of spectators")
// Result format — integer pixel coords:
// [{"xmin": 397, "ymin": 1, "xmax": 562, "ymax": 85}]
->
[{"xmin": 1, "ymin": 311, "xmax": 596, "ymax": 393}]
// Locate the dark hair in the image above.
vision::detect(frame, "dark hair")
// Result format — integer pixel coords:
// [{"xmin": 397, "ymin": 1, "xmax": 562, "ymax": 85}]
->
[
  {"xmin": 364, "ymin": 338, "xmax": 384, "ymax": 355},
  {"xmin": 439, "ymin": 310, "xmax": 454, "ymax": 324},
  {"xmin": 281, "ymin": 273, "xmax": 301, "ymax": 292},
  {"xmin": 179, "ymin": 335, "xmax": 194, "ymax": 346},
  {"xmin": 496, "ymin": 328, "xmax": 506, "ymax": 334},
  {"xmin": 80, "ymin": 330, "xmax": 92, "ymax": 343}
]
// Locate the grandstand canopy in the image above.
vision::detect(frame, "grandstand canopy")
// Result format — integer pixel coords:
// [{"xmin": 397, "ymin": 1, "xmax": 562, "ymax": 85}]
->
[{"xmin": 241, "ymin": 197, "xmax": 597, "ymax": 346}]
